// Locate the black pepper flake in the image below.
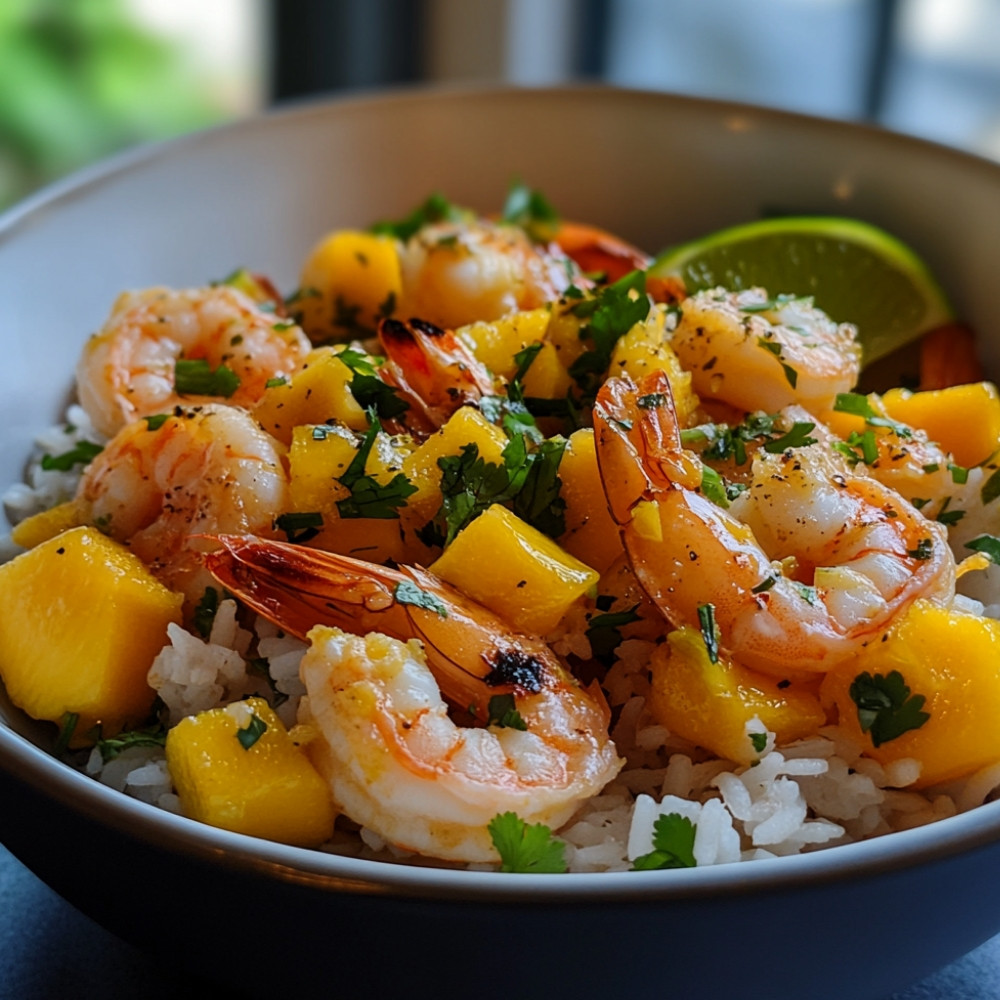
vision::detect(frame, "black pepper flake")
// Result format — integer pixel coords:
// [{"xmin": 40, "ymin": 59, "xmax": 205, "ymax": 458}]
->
[
  {"xmin": 777, "ymin": 679, "xmax": 790, "ymax": 689},
  {"xmin": 56, "ymin": 547, "xmax": 65, "ymax": 555}
]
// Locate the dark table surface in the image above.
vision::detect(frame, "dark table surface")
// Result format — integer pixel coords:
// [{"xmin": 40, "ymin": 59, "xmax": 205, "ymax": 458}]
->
[{"xmin": 1, "ymin": 841, "xmax": 998, "ymax": 1000}]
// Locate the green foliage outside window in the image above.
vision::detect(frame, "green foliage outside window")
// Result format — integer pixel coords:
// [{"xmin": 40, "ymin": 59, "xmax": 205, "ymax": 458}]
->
[{"xmin": 0, "ymin": 0, "xmax": 230, "ymax": 209}]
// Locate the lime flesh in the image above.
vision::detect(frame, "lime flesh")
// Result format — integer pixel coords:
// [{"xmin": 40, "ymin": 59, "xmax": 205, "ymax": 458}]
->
[{"xmin": 650, "ymin": 217, "xmax": 954, "ymax": 365}]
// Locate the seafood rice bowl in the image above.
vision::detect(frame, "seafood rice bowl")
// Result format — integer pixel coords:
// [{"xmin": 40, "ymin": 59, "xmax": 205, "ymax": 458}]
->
[{"xmin": 4, "ymin": 175, "xmax": 1000, "ymax": 880}]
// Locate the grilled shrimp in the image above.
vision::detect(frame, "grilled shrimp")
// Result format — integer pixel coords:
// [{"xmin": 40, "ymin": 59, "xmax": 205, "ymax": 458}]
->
[
  {"xmin": 396, "ymin": 219, "xmax": 579, "ymax": 330},
  {"xmin": 204, "ymin": 535, "xmax": 622, "ymax": 862},
  {"xmin": 670, "ymin": 288, "xmax": 861, "ymax": 414},
  {"xmin": 76, "ymin": 405, "xmax": 288, "ymax": 601},
  {"xmin": 593, "ymin": 371, "xmax": 956, "ymax": 676},
  {"xmin": 378, "ymin": 316, "xmax": 495, "ymax": 432},
  {"xmin": 76, "ymin": 284, "xmax": 310, "ymax": 438}
]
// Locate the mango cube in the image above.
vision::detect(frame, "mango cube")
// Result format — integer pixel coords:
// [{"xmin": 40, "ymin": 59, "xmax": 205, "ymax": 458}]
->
[
  {"xmin": 166, "ymin": 697, "xmax": 336, "ymax": 847},
  {"xmin": 882, "ymin": 382, "xmax": 1000, "ymax": 467},
  {"xmin": 457, "ymin": 309, "xmax": 551, "ymax": 379},
  {"xmin": 557, "ymin": 428, "xmax": 622, "ymax": 575},
  {"xmin": 429, "ymin": 504, "xmax": 599, "ymax": 635},
  {"xmin": 254, "ymin": 347, "xmax": 369, "ymax": 444},
  {"xmin": 9, "ymin": 499, "xmax": 83, "ymax": 549},
  {"xmin": 821, "ymin": 600, "xmax": 1000, "ymax": 787},
  {"xmin": 648, "ymin": 627, "xmax": 825, "ymax": 764},
  {"xmin": 0, "ymin": 526, "xmax": 182, "ymax": 735}
]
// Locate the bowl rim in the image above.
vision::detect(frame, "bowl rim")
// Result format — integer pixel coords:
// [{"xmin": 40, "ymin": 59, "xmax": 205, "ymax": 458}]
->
[{"xmin": 4, "ymin": 81, "xmax": 1000, "ymax": 903}]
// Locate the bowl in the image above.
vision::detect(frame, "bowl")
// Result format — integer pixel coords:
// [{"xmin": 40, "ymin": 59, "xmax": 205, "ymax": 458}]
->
[{"xmin": 2, "ymin": 85, "xmax": 1000, "ymax": 1000}]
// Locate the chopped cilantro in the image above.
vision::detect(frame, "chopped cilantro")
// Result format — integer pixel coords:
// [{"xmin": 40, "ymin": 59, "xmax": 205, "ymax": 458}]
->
[
  {"xmin": 793, "ymin": 582, "xmax": 818, "ymax": 605},
  {"xmin": 335, "ymin": 413, "xmax": 417, "ymax": 519},
  {"xmin": 751, "ymin": 575, "xmax": 777, "ymax": 594},
  {"xmin": 756, "ymin": 338, "xmax": 798, "ymax": 388},
  {"xmin": 488, "ymin": 811, "xmax": 567, "ymax": 874},
  {"xmin": 53, "ymin": 711, "xmax": 79, "ymax": 756},
  {"xmin": 193, "ymin": 586, "xmax": 221, "ymax": 638},
  {"xmin": 833, "ymin": 393, "xmax": 912, "ymax": 437},
  {"xmin": 749, "ymin": 732, "xmax": 768, "ymax": 754},
  {"xmin": 144, "ymin": 413, "xmax": 170, "ymax": 430},
  {"xmin": 981, "ymin": 468, "xmax": 1000, "ymax": 506},
  {"xmin": 370, "ymin": 192, "xmax": 464, "ymax": 242},
  {"xmin": 247, "ymin": 656, "xmax": 288, "ymax": 708},
  {"xmin": 586, "ymin": 604, "xmax": 642, "ymax": 667},
  {"xmin": 174, "ymin": 358, "xmax": 241, "ymax": 398},
  {"xmin": 849, "ymin": 670, "xmax": 930, "ymax": 748},
  {"xmin": 699, "ymin": 464, "xmax": 731, "ymax": 507},
  {"xmin": 697, "ymin": 603, "xmax": 720, "ymax": 664},
  {"xmin": 948, "ymin": 463, "xmax": 969, "ymax": 485},
  {"xmin": 501, "ymin": 180, "xmax": 559, "ymax": 242},
  {"xmin": 907, "ymin": 538, "xmax": 933, "ymax": 560},
  {"xmin": 637, "ymin": 392, "xmax": 667, "ymax": 409},
  {"xmin": 631, "ymin": 813, "xmax": 697, "ymax": 870},
  {"xmin": 40, "ymin": 440, "xmax": 103, "ymax": 471},
  {"xmin": 568, "ymin": 270, "xmax": 650, "ymax": 401},
  {"xmin": 393, "ymin": 579, "xmax": 448, "ymax": 617},
  {"xmin": 935, "ymin": 496, "xmax": 965, "ymax": 526},
  {"xmin": 95, "ymin": 724, "xmax": 167, "ymax": 763},
  {"xmin": 236, "ymin": 712, "xmax": 268, "ymax": 750},
  {"xmin": 265, "ymin": 376, "xmax": 288, "ymax": 389},
  {"xmin": 337, "ymin": 348, "xmax": 409, "ymax": 420},
  {"xmin": 274, "ymin": 511, "xmax": 324, "ymax": 543},
  {"xmin": 965, "ymin": 534, "xmax": 1000, "ymax": 563},
  {"xmin": 486, "ymin": 694, "xmax": 527, "ymax": 730},
  {"xmin": 511, "ymin": 437, "xmax": 567, "ymax": 538},
  {"xmin": 762, "ymin": 421, "xmax": 817, "ymax": 454}
]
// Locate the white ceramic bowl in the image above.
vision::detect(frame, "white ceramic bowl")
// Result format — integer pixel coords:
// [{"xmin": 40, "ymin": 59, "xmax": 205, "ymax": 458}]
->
[{"xmin": 2, "ymin": 86, "xmax": 1000, "ymax": 1000}]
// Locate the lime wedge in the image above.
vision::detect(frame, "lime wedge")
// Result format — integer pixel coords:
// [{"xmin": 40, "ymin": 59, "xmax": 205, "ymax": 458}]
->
[{"xmin": 649, "ymin": 217, "xmax": 954, "ymax": 365}]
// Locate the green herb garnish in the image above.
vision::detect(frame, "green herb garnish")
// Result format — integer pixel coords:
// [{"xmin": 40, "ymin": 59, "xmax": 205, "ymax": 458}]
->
[
  {"xmin": 370, "ymin": 192, "xmax": 464, "ymax": 242},
  {"xmin": 335, "ymin": 413, "xmax": 417, "ymax": 519},
  {"xmin": 193, "ymin": 586, "xmax": 221, "ymax": 638},
  {"xmin": 907, "ymin": 538, "xmax": 933, "ymax": 560},
  {"xmin": 174, "ymin": 358, "xmax": 240, "ymax": 398},
  {"xmin": 833, "ymin": 392, "xmax": 912, "ymax": 437},
  {"xmin": 53, "ymin": 711, "xmax": 79, "ymax": 756},
  {"xmin": 501, "ymin": 180, "xmax": 559, "ymax": 242},
  {"xmin": 756, "ymin": 338, "xmax": 798, "ymax": 388},
  {"xmin": 965, "ymin": 534, "xmax": 1000, "ymax": 563},
  {"xmin": 586, "ymin": 604, "xmax": 642, "ymax": 667},
  {"xmin": 40, "ymin": 439, "xmax": 104, "ymax": 471},
  {"xmin": 697, "ymin": 603, "xmax": 720, "ymax": 664},
  {"xmin": 393, "ymin": 579, "xmax": 448, "ymax": 617},
  {"xmin": 631, "ymin": 813, "xmax": 698, "ymax": 871},
  {"xmin": 274, "ymin": 511, "xmax": 324, "ymax": 543},
  {"xmin": 849, "ymin": 670, "xmax": 930, "ymax": 748},
  {"xmin": 749, "ymin": 732, "xmax": 768, "ymax": 754},
  {"xmin": 236, "ymin": 712, "xmax": 268, "ymax": 750},
  {"xmin": 488, "ymin": 811, "xmax": 567, "ymax": 874},
  {"xmin": 95, "ymin": 724, "xmax": 167, "ymax": 762},
  {"xmin": 762, "ymin": 421, "xmax": 817, "ymax": 454},
  {"xmin": 337, "ymin": 348, "xmax": 409, "ymax": 420},
  {"xmin": 486, "ymin": 694, "xmax": 528, "ymax": 731}
]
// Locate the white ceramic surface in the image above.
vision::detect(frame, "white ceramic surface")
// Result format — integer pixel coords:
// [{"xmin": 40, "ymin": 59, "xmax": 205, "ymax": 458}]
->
[{"xmin": 2, "ymin": 85, "xmax": 1000, "ymax": 1000}]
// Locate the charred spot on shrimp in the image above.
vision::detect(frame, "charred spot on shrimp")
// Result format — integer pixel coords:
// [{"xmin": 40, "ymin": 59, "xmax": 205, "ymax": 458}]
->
[
  {"xmin": 410, "ymin": 318, "xmax": 446, "ymax": 338},
  {"xmin": 484, "ymin": 648, "xmax": 545, "ymax": 693}
]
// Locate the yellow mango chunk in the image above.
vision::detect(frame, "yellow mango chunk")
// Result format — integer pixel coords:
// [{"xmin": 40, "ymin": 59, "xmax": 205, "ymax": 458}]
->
[
  {"xmin": 648, "ymin": 627, "xmax": 825, "ymax": 764},
  {"xmin": 296, "ymin": 230, "xmax": 402, "ymax": 341},
  {"xmin": 254, "ymin": 346, "xmax": 368, "ymax": 445},
  {"xmin": 399, "ymin": 406, "xmax": 508, "ymax": 530},
  {"xmin": 821, "ymin": 600, "xmax": 1000, "ymax": 787},
  {"xmin": 609, "ymin": 308, "xmax": 699, "ymax": 426},
  {"xmin": 557, "ymin": 429, "xmax": 622, "ymax": 574},
  {"xmin": 9, "ymin": 500, "xmax": 84, "ymax": 549},
  {"xmin": 0, "ymin": 526, "xmax": 182, "ymax": 735},
  {"xmin": 457, "ymin": 309, "xmax": 551, "ymax": 379},
  {"xmin": 521, "ymin": 341, "xmax": 573, "ymax": 401},
  {"xmin": 882, "ymin": 382, "xmax": 1000, "ymax": 467},
  {"xmin": 430, "ymin": 504, "xmax": 598, "ymax": 635},
  {"xmin": 166, "ymin": 698, "xmax": 336, "ymax": 847},
  {"xmin": 288, "ymin": 424, "xmax": 358, "ymax": 513}
]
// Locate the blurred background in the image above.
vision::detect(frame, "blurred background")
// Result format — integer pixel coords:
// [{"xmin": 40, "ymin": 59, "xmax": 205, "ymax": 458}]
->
[{"xmin": 3, "ymin": 0, "xmax": 1000, "ymax": 211}]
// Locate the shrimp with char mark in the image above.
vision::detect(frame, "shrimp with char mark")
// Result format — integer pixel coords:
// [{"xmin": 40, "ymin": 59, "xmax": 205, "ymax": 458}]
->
[
  {"xmin": 203, "ymin": 534, "xmax": 622, "ymax": 863},
  {"xmin": 377, "ymin": 316, "xmax": 495, "ymax": 433},
  {"xmin": 77, "ymin": 284, "xmax": 310, "ymax": 438},
  {"xmin": 670, "ymin": 288, "xmax": 860, "ymax": 414},
  {"xmin": 593, "ymin": 371, "xmax": 956, "ymax": 676},
  {"xmin": 76, "ymin": 405, "xmax": 288, "ymax": 602}
]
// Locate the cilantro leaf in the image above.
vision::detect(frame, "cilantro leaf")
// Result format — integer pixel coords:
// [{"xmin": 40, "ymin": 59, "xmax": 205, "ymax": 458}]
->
[
  {"xmin": 849, "ymin": 670, "xmax": 930, "ymax": 748},
  {"xmin": 586, "ymin": 604, "xmax": 641, "ymax": 667},
  {"xmin": 756, "ymin": 338, "xmax": 798, "ymax": 388},
  {"xmin": 53, "ymin": 711, "xmax": 79, "ymax": 757},
  {"xmin": 907, "ymin": 538, "xmax": 933, "ymax": 560},
  {"xmin": 236, "ymin": 712, "xmax": 268, "ymax": 750},
  {"xmin": 95, "ymin": 724, "xmax": 167, "ymax": 763},
  {"xmin": 631, "ymin": 813, "xmax": 697, "ymax": 870},
  {"xmin": 486, "ymin": 694, "xmax": 528, "ymax": 730},
  {"xmin": 335, "ymin": 413, "xmax": 417, "ymax": 519},
  {"xmin": 370, "ymin": 192, "xmax": 464, "ymax": 242},
  {"xmin": 40, "ymin": 440, "xmax": 103, "ymax": 471},
  {"xmin": 174, "ymin": 358, "xmax": 240, "ymax": 397},
  {"xmin": 501, "ymin": 180, "xmax": 559, "ymax": 242},
  {"xmin": 965, "ymin": 534, "xmax": 1000, "ymax": 563},
  {"xmin": 337, "ymin": 348, "xmax": 409, "ymax": 420},
  {"xmin": 511, "ymin": 437, "xmax": 567, "ymax": 537},
  {"xmin": 393, "ymin": 579, "xmax": 448, "ymax": 617},
  {"xmin": 274, "ymin": 511, "xmax": 324, "ymax": 543},
  {"xmin": 762, "ymin": 421, "xmax": 817, "ymax": 454},
  {"xmin": 981, "ymin": 468, "xmax": 1000, "ymax": 506},
  {"xmin": 833, "ymin": 393, "xmax": 912, "ymax": 437},
  {"xmin": 568, "ymin": 270, "xmax": 650, "ymax": 401},
  {"xmin": 193, "ymin": 586, "xmax": 221, "ymax": 638},
  {"xmin": 697, "ymin": 603, "xmax": 720, "ymax": 664},
  {"xmin": 488, "ymin": 811, "xmax": 567, "ymax": 873}
]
